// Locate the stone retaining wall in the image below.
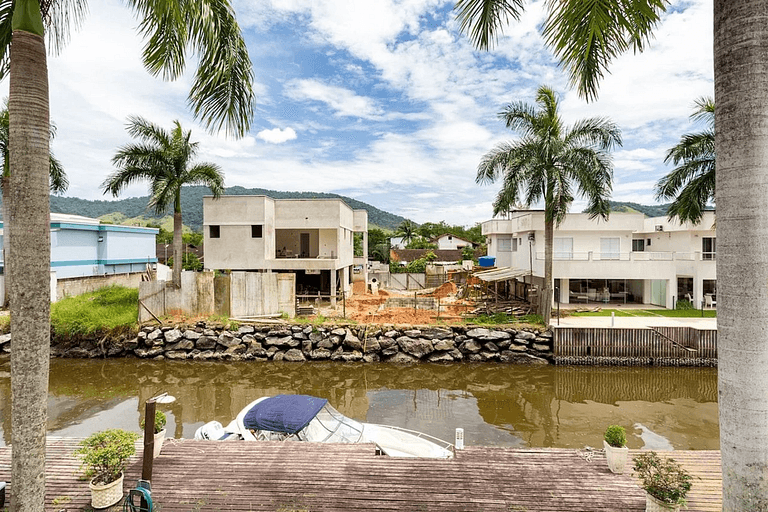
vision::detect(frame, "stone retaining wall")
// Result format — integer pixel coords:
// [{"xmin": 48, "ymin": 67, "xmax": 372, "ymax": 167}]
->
[{"xmin": 0, "ymin": 323, "xmax": 553, "ymax": 364}]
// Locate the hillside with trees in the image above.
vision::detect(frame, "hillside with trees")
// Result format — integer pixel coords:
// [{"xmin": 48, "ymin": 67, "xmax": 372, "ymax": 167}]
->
[{"xmin": 10, "ymin": 185, "xmax": 408, "ymax": 231}]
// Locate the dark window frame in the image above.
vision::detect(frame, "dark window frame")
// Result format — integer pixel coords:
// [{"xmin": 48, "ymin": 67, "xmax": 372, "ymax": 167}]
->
[
  {"xmin": 209, "ymin": 225, "xmax": 220, "ymax": 239},
  {"xmin": 251, "ymin": 225, "xmax": 263, "ymax": 238}
]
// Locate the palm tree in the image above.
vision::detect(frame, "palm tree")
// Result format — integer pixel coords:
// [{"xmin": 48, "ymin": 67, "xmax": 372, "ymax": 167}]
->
[
  {"xmin": 454, "ymin": 1, "xmax": 767, "ymax": 506},
  {"xmin": 476, "ymin": 85, "xmax": 621, "ymax": 325},
  {"xmin": 654, "ymin": 97, "xmax": 715, "ymax": 225},
  {"xmin": 3, "ymin": 2, "xmax": 254, "ymax": 509},
  {"xmin": 395, "ymin": 219, "xmax": 418, "ymax": 246},
  {"xmin": 103, "ymin": 117, "xmax": 225, "ymax": 287}
]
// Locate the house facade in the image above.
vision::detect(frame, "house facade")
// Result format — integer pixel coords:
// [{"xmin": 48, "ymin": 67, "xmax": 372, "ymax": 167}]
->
[
  {"xmin": 432, "ymin": 233, "xmax": 474, "ymax": 250},
  {"xmin": 203, "ymin": 196, "xmax": 368, "ymax": 302},
  {"xmin": 0, "ymin": 213, "xmax": 158, "ymax": 278},
  {"xmin": 482, "ymin": 210, "xmax": 716, "ymax": 309}
]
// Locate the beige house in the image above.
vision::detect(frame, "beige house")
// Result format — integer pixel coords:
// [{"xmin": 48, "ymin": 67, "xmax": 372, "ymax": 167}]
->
[
  {"xmin": 482, "ymin": 210, "xmax": 717, "ymax": 309},
  {"xmin": 204, "ymin": 196, "xmax": 368, "ymax": 303}
]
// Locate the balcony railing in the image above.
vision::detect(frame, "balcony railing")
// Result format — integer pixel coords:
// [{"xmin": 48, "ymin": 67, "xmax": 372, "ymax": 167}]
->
[{"xmin": 536, "ymin": 251, "xmax": 716, "ymax": 261}]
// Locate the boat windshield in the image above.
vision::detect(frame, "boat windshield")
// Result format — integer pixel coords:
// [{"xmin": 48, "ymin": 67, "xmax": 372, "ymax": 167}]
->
[{"xmin": 297, "ymin": 403, "xmax": 364, "ymax": 443}]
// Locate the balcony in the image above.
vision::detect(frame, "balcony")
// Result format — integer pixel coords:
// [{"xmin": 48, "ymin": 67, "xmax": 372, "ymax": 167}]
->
[{"xmin": 536, "ymin": 251, "xmax": 715, "ymax": 262}]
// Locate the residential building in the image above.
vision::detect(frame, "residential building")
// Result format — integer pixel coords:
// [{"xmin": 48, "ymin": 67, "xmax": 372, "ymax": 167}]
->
[
  {"xmin": 203, "ymin": 196, "xmax": 368, "ymax": 303},
  {"xmin": 482, "ymin": 210, "xmax": 716, "ymax": 309},
  {"xmin": 0, "ymin": 213, "xmax": 158, "ymax": 301},
  {"xmin": 390, "ymin": 236, "xmax": 407, "ymax": 250},
  {"xmin": 431, "ymin": 233, "xmax": 474, "ymax": 250},
  {"xmin": 0, "ymin": 213, "xmax": 158, "ymax": 277}
]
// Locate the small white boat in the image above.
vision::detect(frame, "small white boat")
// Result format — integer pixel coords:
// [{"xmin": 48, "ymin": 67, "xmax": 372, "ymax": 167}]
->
[{"xmin": 195, "ymin": 394, "xmax": 454, "ymax": 459}]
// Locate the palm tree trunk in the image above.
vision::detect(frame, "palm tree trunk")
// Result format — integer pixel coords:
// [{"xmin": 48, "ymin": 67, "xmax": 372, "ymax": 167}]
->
[
  {"xmin": 9, "ymin": 29, "xmax": 51, "ymax": 512},
  {"xmin": 2, "ymin": 179, "xmax": 10, "ymax": 307},
  {"xmin": 715, "ymin": 1, "xmax": 768, "ymax": 508},
  {"xmin": 542, "ymin": 218, "xmax": 553, "ymax": 324},
  {"xmin": 172, "ymin": 194, "xmax": 182, "ymax": 287}
]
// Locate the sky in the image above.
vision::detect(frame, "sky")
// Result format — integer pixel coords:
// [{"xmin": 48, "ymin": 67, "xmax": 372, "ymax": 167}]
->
[{"xmin": 4, "ymin": 0, "xmax": 713, "ymax": 227}]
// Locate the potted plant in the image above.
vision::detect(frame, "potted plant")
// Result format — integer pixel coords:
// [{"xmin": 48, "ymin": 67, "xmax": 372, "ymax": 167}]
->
[
  {"xmin": 603, "ymin": 425, "xmax": 628, "ymax": 474},
  {"xmin": 633, "ymin": 451, "xmax": 693, "ymax": 511},
  {"xmin": 141, "ymin": 410, "xmax": 168, "ymax": 457},
  {"xmin": 75, "ymin": 429, "xmax": 140, "ymax": 509}
]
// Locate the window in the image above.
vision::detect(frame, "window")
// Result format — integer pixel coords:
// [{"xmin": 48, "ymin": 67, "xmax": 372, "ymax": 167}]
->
[
  {"xmin": 632, "ymin": 239, "xmax": 645, "ymax": 252},
  {"xmin": 554, "ymin": 237, "xmax": 573, "ymax": 259},
  {"xmin": 498, "ymin": 237, "xmax": 512, "ymax": 252},
  {"xmin": 511, "ymin": 238, "xmax": 518, "ymax": 252},
  {"xmin": 702, "ymin": 237, "xmax": 716, "ymax": 260},
  {"xmin": 251, "ymin": 225, "xmax": 263, "ymax": 238},
  {"xmin": 209, "ymin": 225, "xmax": 220, "ymax": 238},
  {"xmin": 601, "ymin": 237, "xmax": 620, "ymax": 260}
]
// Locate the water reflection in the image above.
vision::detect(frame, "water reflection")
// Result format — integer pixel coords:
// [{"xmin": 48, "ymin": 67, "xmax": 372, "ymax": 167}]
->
[{"xmin": 0, "ymin": 359, "xmax": 719, "ymax": 450}]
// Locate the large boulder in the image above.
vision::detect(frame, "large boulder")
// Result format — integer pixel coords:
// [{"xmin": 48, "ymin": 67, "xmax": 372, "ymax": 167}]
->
[
  {"xmin": 396, "ymin": 336, "xmax": 434, "ymax": 358},
  {"xmin": 385, "ymin": 352, "xmax": 419, "ymax": 364},
  {"xmin": 343, "ymin": 329, "xmax": 363, "ymax": 351},
  {"xmin": 283, "ymin": 349, "xmax": 307, "ymax": 362}
]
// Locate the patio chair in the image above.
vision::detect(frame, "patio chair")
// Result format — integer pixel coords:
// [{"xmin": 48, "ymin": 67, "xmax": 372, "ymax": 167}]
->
[{"xmin": 705, "ymin": 294, "xmax": 716, "ymax": 308}]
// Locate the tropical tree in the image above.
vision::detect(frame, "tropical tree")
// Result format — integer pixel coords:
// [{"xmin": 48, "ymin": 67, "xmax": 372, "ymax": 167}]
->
[
  {"xmin": 454, "ymin": 1, "xmax": 766, "ymax": 507},
  {"xmin": 3, "ymin": 1, "xmax": 254, "ymax": 509},
  {"xmin": 476, "ymin": 85, "xmax": 620, "ymax": 324},
  {"xmin": 104, "ymin": 117, "xmax": 225, "ymax": 287},
  {"xmin": 654, "ymin": 97, "xmax": 715, "ymax": 225},
  {"xmin": 395, "ymin": 219, "xmax": 418, "ymax": 246}
]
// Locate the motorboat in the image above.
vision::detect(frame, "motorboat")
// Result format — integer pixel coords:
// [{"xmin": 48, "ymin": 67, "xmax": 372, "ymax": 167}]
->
[{"xmin": 194, "ymin": 394, "xmax": 454, "ymax": 459}]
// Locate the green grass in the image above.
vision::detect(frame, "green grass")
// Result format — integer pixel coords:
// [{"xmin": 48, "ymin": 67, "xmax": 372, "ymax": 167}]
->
[
  {"xmin": 51, "ymin": 285, "xmax": 139, "ymax": 337},
  {"xmin": 570, "ymin": 308, "xmax": 716, "ymax": 318}
]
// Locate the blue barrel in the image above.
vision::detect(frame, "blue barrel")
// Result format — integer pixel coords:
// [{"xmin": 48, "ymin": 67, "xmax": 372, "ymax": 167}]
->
[{"xmin": 478, "ymin": 256, "xmax": 496, "ymax": 267}]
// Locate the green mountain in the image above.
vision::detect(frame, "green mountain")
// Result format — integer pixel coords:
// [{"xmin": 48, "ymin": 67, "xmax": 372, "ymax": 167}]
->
[
  {"xmin": 37, "ymin": 186, "xmax": 407, "ymax": 231},
  {"xmin": 604, "ymin": 201, "xmax": 671, "ymax": 217}
]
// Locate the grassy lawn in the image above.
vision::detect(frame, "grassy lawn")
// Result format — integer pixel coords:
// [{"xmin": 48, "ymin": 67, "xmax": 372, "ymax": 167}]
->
[
  {"xmin": 51, "ymin": 285, "xmax": 139, "ymax": 336},
  {"xmin": 569, "ymin": 308, "xmax": 716, "ymax": 318}
]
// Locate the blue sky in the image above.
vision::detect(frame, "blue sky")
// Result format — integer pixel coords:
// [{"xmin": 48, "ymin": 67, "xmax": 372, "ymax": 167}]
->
[{"xmin": 4, "ymin": 0, "xmax": 713, "ymax": 227}]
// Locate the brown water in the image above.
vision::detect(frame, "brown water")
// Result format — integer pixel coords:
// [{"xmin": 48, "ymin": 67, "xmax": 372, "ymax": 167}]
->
[{"xmin": 0, "ymin": 359, "xmax": 719, "ymax": 450}]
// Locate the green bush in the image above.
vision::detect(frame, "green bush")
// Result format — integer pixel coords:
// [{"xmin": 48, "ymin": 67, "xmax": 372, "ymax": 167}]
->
[
  {"xmin": 676, "ymin": 299, "xmax": 694, "ymax": 310},
  {"xmin": 167, "ymin": 252, "xmax": 203, "ymax": 271},
  {"xmin": 632, "ymin": 451, "xmax": 692, "ymax": 505},
  {"xmin": 140, "ymin": 410, "xmax": 167, "ymax": 434},
  {"xmin": 75, "ymin": 429, "xmax": 140, "ymax": 485},
  {"xmin": 604, "ymin": 425, "xmax": 626, "ymax": 447}
]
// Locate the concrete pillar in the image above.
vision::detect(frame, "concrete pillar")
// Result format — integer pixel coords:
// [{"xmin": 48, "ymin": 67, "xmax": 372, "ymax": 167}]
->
[
  {"xmin": 362, "ymin": 232, "xmax": 369, "ymax": 286},
  {"xmin": 643, "ymin": 279, "xmax": 652, "ymax": 305},
  {"xmin": 330, "ymin": 269, "xmax": 337, "ymax": 306},
  {"xmin": 560, "ymin": 278, "xmax": 569, "ymax": 304},
  {"xmin": 341, "ymin": 266, "xmax": 350, "ymax": 297}
]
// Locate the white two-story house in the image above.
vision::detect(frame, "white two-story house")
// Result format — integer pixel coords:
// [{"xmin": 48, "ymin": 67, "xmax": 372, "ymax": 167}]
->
[
  {"xmin": 482, "ymin": 210, "xmax": 716, "ymax": 309},
  {"xmin": 203, "ymin": 196, "xmax": 368, "ymax": 303}
]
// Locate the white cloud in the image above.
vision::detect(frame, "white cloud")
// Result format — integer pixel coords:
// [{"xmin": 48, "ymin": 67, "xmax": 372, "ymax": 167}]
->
[{"xmin": 256, "ymin": 127, "xmax": 298, "ymax": 144}]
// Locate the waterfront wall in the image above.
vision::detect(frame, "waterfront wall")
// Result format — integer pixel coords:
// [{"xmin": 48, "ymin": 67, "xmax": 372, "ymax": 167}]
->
[{"xmin": 12, "ymin": 323, "xmax": 553, "ymax": 363}]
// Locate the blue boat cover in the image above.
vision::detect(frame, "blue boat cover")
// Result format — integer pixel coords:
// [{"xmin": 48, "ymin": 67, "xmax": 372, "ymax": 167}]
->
[{"xmin": 243, "ymin": 395, "xmax": 328, "ymax": 434}]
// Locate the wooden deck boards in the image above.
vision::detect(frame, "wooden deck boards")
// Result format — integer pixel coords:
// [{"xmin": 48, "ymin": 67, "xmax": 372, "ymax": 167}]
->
[{"xmin": 0, "ymin": 439, "xmax": 721, "ymax": 511}]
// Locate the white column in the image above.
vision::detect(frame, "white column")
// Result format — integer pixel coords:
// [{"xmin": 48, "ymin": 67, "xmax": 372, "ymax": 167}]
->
[
  {"xmin": 330, "ymin": 269, "xmax": 337, "ymax": 306},
  {"xmin": 560, "ymin": 278, "xmax": 570, "ymax": 304}
]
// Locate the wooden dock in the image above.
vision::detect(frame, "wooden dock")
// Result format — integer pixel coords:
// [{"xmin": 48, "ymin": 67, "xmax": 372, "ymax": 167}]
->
[{"xmin": 0, "ymin": 438, "xmax": 721, "ymax": 511}]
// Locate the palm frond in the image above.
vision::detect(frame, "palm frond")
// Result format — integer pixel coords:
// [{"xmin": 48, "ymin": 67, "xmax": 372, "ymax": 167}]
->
[
  {"xmin": 48, "ymin": 154, "xmax": 68, "ymax": 194},
  {"xmin": 185, "ymin": 163, "xmax": 225, "ymax": 197},
  {"xmin": 663, "ymin": 169, "xmax": 714, "ymax": 225},
  {"xmin": 453, "ymin": 0, "xmax": 524, "ymax": 51},
  {"xmin": 690, "ymin": 96, "xmax": 715, "ymax": 127},
  {"xmin": 124, "ymin": 116, "xmax": 172, "ymax": 149},
  {"xmin": 498, "ymin": 101, "xmax": 539, "ymax": 138},
  {"xmin": 542, "ymin": 0, "xmax": 666, "ymax": 101},
  {"xmin": 0, "ymin": 0, "xmax": 12, "ymax": 81},
  {"xmin": 565, "ymin": 117, "xmax": 623, "ymax": 151},
  {"xmin": 42, "ymin": 0, "xmax": 89, "ymax": 56}
]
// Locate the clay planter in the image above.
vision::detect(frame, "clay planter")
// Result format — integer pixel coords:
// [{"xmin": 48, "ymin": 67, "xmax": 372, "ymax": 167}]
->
[
  {"xmin": 603, "ymin": 440, "xmax": 628, "ymax": 474},
  {"xmin": 153, "ymin": 428, "xmax": 166, "ymax": 458},
  {"xmin": 89, "ymin": 471, "xmax": 124, "ymax": 509},
  {"xmin": 644, "ymin": 492, "xmax": 681, "ymax": 512}
]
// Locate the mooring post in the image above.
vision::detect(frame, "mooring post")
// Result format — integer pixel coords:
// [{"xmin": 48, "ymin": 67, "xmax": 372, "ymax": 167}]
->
[{"xmin": 142, "ymin": 398, "xmax": 156, "ymax": 481}]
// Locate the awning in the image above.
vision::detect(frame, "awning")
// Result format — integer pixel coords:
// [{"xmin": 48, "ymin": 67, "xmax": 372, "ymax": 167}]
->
[
  {"xmin": 243, "ymin": 394, "xmax": 328, "ymax": 434},
  {"xmin": 473, "ymin": 267, "xmax": 529, "ymax": 282}
]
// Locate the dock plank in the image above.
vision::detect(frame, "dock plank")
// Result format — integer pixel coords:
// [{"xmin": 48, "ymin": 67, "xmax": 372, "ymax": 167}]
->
[{"xmin": 0, "ymin": 439, "xmax": 722, "ymax": 511}]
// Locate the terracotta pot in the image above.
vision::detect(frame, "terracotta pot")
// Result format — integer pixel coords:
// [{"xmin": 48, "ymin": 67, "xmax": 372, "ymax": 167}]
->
[
  {"xmin": 153, "ymin": 428, "xmax": 166, "ymax": 458},
  {"xmin": 644, "ymin": 492, "xmax": 680, "ymax": 512},
  {"xmin": 89, "ymin": 471, "xmax": 124, "ymax": 509},
  {"xmin": 603, "ymin": 440, "xmax": 628, "ymax": 474}
]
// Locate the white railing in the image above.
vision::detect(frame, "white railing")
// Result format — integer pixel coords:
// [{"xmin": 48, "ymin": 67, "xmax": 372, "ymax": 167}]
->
[{"xmin": 536, "ymin": 251, "xmax": 716, "ymax": 262}]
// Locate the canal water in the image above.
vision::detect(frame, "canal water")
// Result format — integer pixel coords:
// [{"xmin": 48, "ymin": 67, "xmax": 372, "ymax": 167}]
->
[{"xmin": 0, "ymin": 359, "xmax": 718, "ymax": 450}]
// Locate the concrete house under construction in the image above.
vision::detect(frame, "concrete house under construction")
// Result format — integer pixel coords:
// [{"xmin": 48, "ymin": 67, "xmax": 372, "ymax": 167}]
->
[{"xmin": 203, "ymin": 196, "xmax": 368, "ymax": 303}]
